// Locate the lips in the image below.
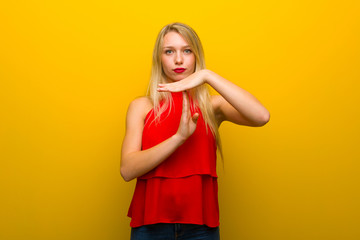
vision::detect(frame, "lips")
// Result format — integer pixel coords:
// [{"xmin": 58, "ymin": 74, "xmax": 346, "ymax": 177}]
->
[{"xmin": 173, "ymin": 68, "xmax": 186, "ymax": 73}]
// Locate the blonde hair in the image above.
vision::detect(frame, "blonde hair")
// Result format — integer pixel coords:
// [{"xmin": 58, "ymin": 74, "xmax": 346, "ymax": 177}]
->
[{"xmin": 147, "ymin": 22, "xmax": 223, "ymax": 159}]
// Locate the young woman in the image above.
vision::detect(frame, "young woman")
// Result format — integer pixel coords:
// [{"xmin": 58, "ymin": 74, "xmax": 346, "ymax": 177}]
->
[{"xmin": 121, "ymin": 22, "xmax": 270, "ymax": 240}]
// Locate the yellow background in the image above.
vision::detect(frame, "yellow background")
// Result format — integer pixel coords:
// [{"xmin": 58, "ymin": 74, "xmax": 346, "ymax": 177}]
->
[{"xmin": 1, "ymin": 0, "xmax": 359, "ymax": 239}]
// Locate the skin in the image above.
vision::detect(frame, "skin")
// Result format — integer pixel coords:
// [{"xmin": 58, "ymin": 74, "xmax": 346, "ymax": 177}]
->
[
  {"xmin": 120, "ymin": 32, "xmax": 270, "ymax": 182},
  {"xmin": 161, "ymin": 31, "xmax": 196, "ymax": 83}
]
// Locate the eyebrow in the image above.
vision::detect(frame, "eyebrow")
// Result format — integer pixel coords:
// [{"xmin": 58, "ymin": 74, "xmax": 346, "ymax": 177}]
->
[{"xmin": 163, "ymin": 45, "xmax": 191, "ymax": 49}]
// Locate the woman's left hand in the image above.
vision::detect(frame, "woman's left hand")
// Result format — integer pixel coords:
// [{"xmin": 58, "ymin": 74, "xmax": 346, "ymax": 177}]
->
[
  {"xmin": 157, "ymin": 70, "xmax": 208, "ymax": 92},
  {"xmin": 158, "ymin": 68, "xmax": 270, "ymax": 127}
]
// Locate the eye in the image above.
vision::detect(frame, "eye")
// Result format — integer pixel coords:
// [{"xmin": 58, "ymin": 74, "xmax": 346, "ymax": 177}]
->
[
  {"xmin": 184, "ymin": 49, "xmax": 192, "ymax": 54},
  {"xmin": 165, "ymin": 50, "xmax": 173, "ymax": 54}
]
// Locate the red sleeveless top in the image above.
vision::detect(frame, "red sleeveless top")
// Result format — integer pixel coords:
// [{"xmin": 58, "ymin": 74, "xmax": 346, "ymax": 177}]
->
[{"xmin": 127, "ymin": 92, "xmax": 219, "ymax": 228}]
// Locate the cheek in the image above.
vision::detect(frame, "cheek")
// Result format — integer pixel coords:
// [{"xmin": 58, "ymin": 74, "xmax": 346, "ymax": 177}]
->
[
  {"xmin": 161, "ymin": 58, "xmax": 171, "ymax": 70},
  {"xmin": 161, "ymin": 60, "xmax": 173, "ymax": 78},
  {"xmin": 189, "ymin": 57, "xmax": 196, "ymax": 70}
]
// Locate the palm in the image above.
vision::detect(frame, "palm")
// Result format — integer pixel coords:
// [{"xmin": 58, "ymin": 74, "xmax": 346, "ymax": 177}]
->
[
  {"xmin": 177, "ymin": 92, "xmax": 199, "ymax": 140},
  {"xmin": 158, "ymin": 71, "xmax": 205, "ymax": 92}
]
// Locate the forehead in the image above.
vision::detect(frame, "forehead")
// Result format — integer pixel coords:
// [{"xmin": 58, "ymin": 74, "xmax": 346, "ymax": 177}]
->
[{"xmin": 163, "ymin": 31, "xmax": 189, "ymax": 48}]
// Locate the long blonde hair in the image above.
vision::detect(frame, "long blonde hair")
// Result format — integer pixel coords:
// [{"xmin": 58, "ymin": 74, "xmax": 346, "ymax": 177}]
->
[{"xmin": 147, "ymin": 22, "xmax": 223, "ymax": 159}]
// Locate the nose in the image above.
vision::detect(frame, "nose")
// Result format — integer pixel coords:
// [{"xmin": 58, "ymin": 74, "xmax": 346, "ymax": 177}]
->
[{"xmin": 175, "ymin": 51, "xmax": 183, "ymax": 65}]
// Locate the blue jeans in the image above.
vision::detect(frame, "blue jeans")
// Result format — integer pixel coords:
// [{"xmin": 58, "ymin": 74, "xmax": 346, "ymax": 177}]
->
[{"xmin": 131, "ymin": 223, "xmax": 220, "ymax": 240}]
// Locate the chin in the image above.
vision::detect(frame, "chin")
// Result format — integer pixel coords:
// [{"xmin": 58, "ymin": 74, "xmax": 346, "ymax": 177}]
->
[{"xmin": 168, "ymin": 77, "xmax": 184, "ymax": 82}]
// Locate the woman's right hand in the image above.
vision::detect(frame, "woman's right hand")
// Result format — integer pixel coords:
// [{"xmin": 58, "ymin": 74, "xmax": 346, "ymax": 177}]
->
[
  {"xmin": 175, "ymin": 91, "xmax": 199, "ymax": 142},
  {"xmin": 121, "ymin": 92, "xmax": 200, "ymax": 182}
]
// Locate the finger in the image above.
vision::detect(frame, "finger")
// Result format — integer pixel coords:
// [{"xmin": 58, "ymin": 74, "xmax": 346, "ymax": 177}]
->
[
  {"xmin": 158, "ymin": 82, "xmax": 185, "ymax": 92},
  {"xmin": 157, "ymin": 87, "xmax": 167, "ymax": 92},
  {"xmin": 157, "ymin": 86, "xmax": 172, "ymax": 92},
  {"xmin": 182, "ymin": 91, "xmax": 189, "ymax": 120},
  {"xmin": 192, "ymin": 112, "xmax": 199, "ymax": 124},
  {"xmin": 157, "ymin": 84, "xmax": 168, "ymax": 92}
]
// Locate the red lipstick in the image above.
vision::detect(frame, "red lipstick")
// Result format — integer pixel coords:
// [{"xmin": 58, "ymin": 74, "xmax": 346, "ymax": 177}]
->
[{"xmin": 174, "ymin": 68, "xmax": 186, "ymax": 73}]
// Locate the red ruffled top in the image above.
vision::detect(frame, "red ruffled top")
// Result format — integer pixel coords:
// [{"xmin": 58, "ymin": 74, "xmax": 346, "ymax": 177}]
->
[{"xmin": 127, "ymin": 92, "xmax": 219, "ymax": 228}]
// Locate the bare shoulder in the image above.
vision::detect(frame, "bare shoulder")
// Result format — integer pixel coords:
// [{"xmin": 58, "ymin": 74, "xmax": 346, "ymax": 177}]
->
[
  {"xmin": 127, "ymin": 96, "xmax": 153, "ymax": 120},
  {"xmin": 129, "ymin": 96, "xmax": 152, "ymax": 108}
]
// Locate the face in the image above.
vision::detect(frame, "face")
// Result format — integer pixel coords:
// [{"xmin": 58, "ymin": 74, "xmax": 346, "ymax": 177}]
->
[{"xmin": 161, "ymin": 31, "xmax": 196, "ymax": 82}]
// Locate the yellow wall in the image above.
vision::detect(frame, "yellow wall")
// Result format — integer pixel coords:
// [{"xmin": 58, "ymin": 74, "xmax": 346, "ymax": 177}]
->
[{"xmin": 1, "ymin": 0, "xmax": 359, "ymax": 239}]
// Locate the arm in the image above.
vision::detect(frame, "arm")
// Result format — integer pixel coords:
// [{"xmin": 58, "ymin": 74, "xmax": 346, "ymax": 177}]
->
[
  {"xmin": 157, "ymin": 69, "xmax": 270, "ymax": 127},
  {"xmin": 120, "ymin": 93, "xmax": 199, "ymax": 182},
  {"xmin": 205, "ymin": 70, "xmax": 270, "ymax": 126}
]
